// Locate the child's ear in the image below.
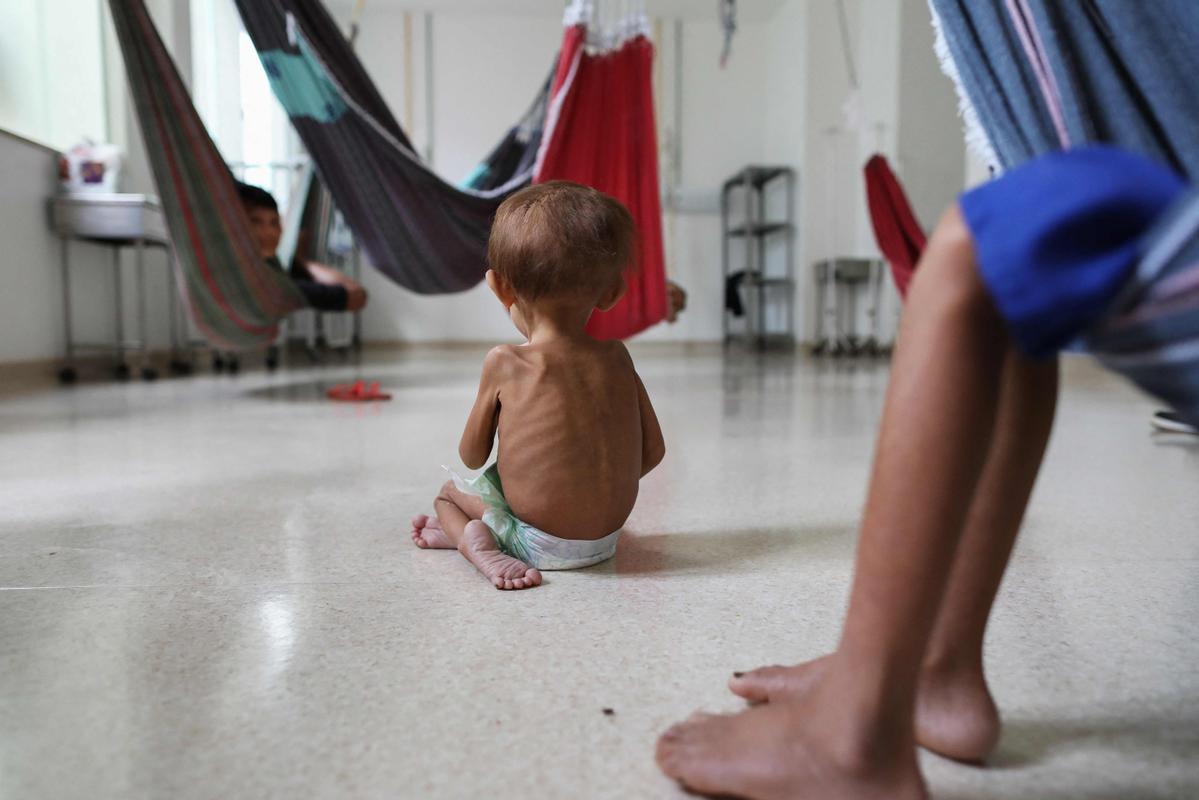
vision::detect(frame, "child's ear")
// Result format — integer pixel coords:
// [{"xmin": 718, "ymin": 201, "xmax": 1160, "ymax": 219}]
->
[
  {"xmin": 596, "ymin": 276, "xmax": 627, "ymax": 312},
  {"xmin": 486, "ymin": 269, "xmax": 516, "ymax": 308}
]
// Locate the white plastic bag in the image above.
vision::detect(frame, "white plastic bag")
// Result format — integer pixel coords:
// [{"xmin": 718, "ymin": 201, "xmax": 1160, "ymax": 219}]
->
[{"xmin": 57, "ymin": 139, "xmax": 123, "ymax": 194}]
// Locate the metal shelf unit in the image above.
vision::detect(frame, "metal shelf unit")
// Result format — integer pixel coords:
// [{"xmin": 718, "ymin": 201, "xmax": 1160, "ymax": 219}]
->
[{"xmin": 721, "ymin": 166, "xmax": 797, "ymax": 349}]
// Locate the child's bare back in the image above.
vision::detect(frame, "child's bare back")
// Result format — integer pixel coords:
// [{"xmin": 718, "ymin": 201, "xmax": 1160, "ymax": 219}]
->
[
  {"xmin": 483, "ymin": 338, "xmax": 653, "ymax": 538},
  {"xmin": 411, "ymin": 181, "xmax": 664, "ymax": 589}
]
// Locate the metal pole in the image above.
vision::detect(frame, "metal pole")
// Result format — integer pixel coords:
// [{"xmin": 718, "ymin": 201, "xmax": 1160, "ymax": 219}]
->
[
  {"xmin": 673, "ymin": 18, "xmax": 683, "ymax": 182},
  {"xmin": 113, "ymin": 247, "xmax": 125, "ymax": 366},
  {"xmin": 757, "ymin": 183, "xmax": 766, "ymax": 349},
  {"xmin": 744, "ymin": 170, "xmax": 757, "ymax": 348},
  {"xmin": 168, "ymin": 252, "xmax": 180, "ymax": 354},
  {"xmin": 424, "ymin": 13, "xmax": 434, "ymax": 163},
  {"xmin": 136, "ymin": 239, "xmax": 148, "ymax": 371},
  {"xmin": 61, "ymin": 239, "xmax": 74, "ymax": 366},
  {"xmin": 721, "ymin": 185, "xmax": 729, "ymax": 343},
  {"xmin": 787, "ymin": 171, "xmax": 795, "ymax": 344}
]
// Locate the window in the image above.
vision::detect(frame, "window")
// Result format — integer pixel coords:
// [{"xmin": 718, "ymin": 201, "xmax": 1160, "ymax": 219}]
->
[{"xmin": 192, "ymin": 0, "xmax": 302, "ymax": 210}]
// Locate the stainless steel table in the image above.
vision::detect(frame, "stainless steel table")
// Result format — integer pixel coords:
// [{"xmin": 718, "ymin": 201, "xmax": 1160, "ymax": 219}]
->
[{"xmin": 50, "ymin": 193, "xmax": 190, "ymax": 382}]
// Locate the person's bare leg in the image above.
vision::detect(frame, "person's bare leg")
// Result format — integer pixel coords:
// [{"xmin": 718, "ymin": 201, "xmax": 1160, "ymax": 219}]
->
[
  {"xmin": 731, "ymin": 351, "xmax": 1059, "ymax": 764},
  {"xmin": 658, "ymin": 206, "xmax": 1009, "ymax": 798},
  {"xmin": 915, "ymin": 350, "xmax": 1057, "ymax": 761},
  {"xmin": 430, "ymin": 481, "xmax": 542, "ymax": 590}
]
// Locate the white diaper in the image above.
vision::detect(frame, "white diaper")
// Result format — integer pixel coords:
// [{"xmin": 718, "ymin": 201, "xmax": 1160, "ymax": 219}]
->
[{"xmin": 445, "ymin": 465, "xmax": 621, "ymax": 570}]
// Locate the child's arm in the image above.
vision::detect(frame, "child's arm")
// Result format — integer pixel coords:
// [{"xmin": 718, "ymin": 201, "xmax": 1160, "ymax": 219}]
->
[
  {"xmin": 459, "ymin": 348, "xmax": 504, "ymax": 469},
  {"xmin": 634, "ymin": 371, "xmax": 666, "ymax": 477}
]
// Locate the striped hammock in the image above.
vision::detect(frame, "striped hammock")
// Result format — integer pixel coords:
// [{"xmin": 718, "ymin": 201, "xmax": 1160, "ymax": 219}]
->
[
  {"xmin": 930, "ymin": 0, "xmax": 1199, "ymax": 425},
  {"xmin": 108, "ymin": 0, "xmax": 307, "ymax": 349}
]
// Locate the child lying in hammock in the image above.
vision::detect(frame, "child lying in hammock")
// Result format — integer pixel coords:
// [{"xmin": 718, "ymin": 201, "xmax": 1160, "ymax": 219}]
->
[
  {"xmin": 410, "ymin": 181, "xmax": 666, "ymax": 589},
  {"xmin": 236, "ymin": 181, "xmax": 369, "ymax": 313}
]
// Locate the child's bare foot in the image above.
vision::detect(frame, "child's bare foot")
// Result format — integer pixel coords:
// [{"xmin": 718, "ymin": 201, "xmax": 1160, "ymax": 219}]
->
[
  {"xmin": 656, "ymin": 697, "xmax": 926, "ymax": 799},
  {"xmin": 459, "ymin": 520, "xmax": 542, "ymax": 590},
  {"xmin": 411, "ymin": 514, "xmax": 454, "ymax": 549},
  {"xmin": 729, "ymin": 656, "xmax": 1000, "ymax": 763}
]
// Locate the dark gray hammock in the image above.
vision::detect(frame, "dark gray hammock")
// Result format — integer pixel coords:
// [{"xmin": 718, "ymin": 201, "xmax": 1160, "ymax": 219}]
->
[{"xmin": 232, "ymin": 0, "xmax": 549, "ymax": 294}]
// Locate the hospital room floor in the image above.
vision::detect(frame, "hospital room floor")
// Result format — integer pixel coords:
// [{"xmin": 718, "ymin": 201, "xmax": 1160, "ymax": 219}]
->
[{"xmin": 2, "ymin": 345, "xmax": 1196, "ymax": 799}]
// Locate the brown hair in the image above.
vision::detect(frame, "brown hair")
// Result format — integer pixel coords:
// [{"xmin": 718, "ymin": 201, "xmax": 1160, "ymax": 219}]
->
[{"xmin": 487, "ymin": 180, "xmax": 636, "ymax": 301}]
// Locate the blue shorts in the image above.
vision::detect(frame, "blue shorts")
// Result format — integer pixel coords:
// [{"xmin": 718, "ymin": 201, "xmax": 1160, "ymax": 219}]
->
[{"xmin": 960, "ymin": 146, "xmax": 1187, "ymax": 358}]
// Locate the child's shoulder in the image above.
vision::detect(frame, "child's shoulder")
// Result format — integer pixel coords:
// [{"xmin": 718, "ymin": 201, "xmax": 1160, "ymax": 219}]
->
[
  {"xmin": 482, "ymin": 344, "xmax": 524, "ymax": 376},
  {"xmin": 599, "ymin": 339, "xmax": 636, "ymax": 370}
]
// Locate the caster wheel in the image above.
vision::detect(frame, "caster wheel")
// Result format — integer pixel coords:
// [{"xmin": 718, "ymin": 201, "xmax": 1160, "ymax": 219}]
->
[
  {"xmin": 169, "ymin": 359, "xmax": 193, "ymax": 376},
  {"xmin": 227, "ymin": 356, "xmax": 240, "ymax": 374},
  {"xmin": 212, "ymin": 354, "xmax": 225, "ymax": 373},
  {"xmin": 265, "ymin": 357, "xmax": 279, "ymax": 371},
  {"xmin": 58, "ymin": 367, "xmax": 77, "ymax": 384},
  {"xmin": 141, "ymin": 367, "xmax": 158, "ymax": 381},
  {"xmin": 114, "ymin": 364, "xmax": 131, "ymax": 381}
]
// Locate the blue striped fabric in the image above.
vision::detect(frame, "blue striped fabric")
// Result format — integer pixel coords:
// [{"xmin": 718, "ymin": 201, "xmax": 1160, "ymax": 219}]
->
[
  {"xmin": 1087, "ymin": 193, "xmax": 1199, "ymax": 427},
  {"xmin": 930, "ymin": 0, "xmax": 1199, "ymax": 423}
]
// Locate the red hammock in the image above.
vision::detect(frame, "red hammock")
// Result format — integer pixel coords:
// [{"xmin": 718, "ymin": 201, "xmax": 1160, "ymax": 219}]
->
[
  {"xmin": 535, "ymin": 24, "xmax": 668, "ymax": 340},
  {"xmin": 864, "ymin": 154, "xmax": 926, "ymax": 298}
]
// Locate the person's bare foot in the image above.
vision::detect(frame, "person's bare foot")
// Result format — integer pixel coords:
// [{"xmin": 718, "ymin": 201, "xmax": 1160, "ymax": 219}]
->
[
  {"xmin": 914, "ymin": 661, "xmax": 1000, "ymax": 764},
  {"xmin": 729, "ymin": 656, "xmax": 1000, "ymax": 764},
  {"xmin": 728, "ymin": 655, "xmax": 833, "ymax": 705},
  {"xmin": 459, "ymin": 520, "xmax": 542, "ymax": 590},
  {"xmin": 411, "ymin": 514, "xmax": 453, "ymax": 549},
  {"xmin": 656, "ymin": 699, "xmax": 926, "ymax": 799}
]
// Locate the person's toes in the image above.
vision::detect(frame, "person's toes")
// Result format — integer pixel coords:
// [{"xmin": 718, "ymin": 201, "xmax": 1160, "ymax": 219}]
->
[
  {"xmin": 729, "ymin": 666, "xmax": 780, "ymax": 701},
  {"xmin": 411, "ymin": 514, "xmax": 428, "ymax": 530},
  {"xmin": 656, "ymin": 718, "xmax": 708, "ymax": 774},
  {"xmin": 528, "ymin": 569, "xmax": 542, "ymax": 585}
]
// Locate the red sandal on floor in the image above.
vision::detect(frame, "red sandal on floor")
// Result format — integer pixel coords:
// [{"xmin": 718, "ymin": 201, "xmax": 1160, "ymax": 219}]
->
[{"xmin": 326, "ymin": 380, "xmax": 392, "ymax": 402}]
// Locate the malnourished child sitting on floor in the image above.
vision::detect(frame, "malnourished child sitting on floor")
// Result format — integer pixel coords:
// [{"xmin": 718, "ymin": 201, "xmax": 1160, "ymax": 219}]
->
[{"xmin": 411, "ymin": 181, "xmax": 666, "ymax": 589}]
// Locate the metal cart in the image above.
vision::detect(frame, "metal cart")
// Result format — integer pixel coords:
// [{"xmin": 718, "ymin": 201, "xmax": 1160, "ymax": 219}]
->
[
  {"xmin": 51, "ymin": 193, "xmax": 190, "ymax": 382},
  {"xmin": 811, "ymin": 257, "xmax": 888, "ymax": 357}
]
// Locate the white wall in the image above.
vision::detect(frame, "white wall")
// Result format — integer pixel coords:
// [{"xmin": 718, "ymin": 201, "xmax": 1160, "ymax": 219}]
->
[
  {"xmin": 791, "ymin": 0, "xmax": 968, "ymax": 343},
  {"xmin": 896, "ymin": 0, "xmax": 964, "ymax": 228},
  {"xmin": 0, "ymin": 2, "xmax": 108, "ymax": 151},
  {"xmin": 0, "ymin": 0, "xmax": 189, "ymax": 365},
  {"xmin": 641, "ymin": 16, "xmax": 778, "ymax": 343},
  {"xmin": 0, "ymin": 133, "xmax": 70, "ymax": 364}
]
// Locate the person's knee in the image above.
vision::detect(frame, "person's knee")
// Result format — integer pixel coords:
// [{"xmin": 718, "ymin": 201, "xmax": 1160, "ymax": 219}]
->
[
  {"xmin": 345, "ymin": 285, "xmax": 368, "ymax": 311},
  {"xmin": 909, "ymin": 204, "xmax": 995, "ymax": 323}
]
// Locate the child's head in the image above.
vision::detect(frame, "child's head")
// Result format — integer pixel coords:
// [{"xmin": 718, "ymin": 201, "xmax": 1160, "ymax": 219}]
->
[
  {"xmin": 486, "ymin": 181, "xmax": 635, "ymax": 322},
  {"xmin": 236, "ymin": 181, "xmax": 282, "ymax": 259}
]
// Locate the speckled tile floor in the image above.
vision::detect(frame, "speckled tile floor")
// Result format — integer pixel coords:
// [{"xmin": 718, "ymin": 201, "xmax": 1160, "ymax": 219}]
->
[{"xmin": 1, "ymin": 345, "xmax": 1197, "ymax": 799}]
